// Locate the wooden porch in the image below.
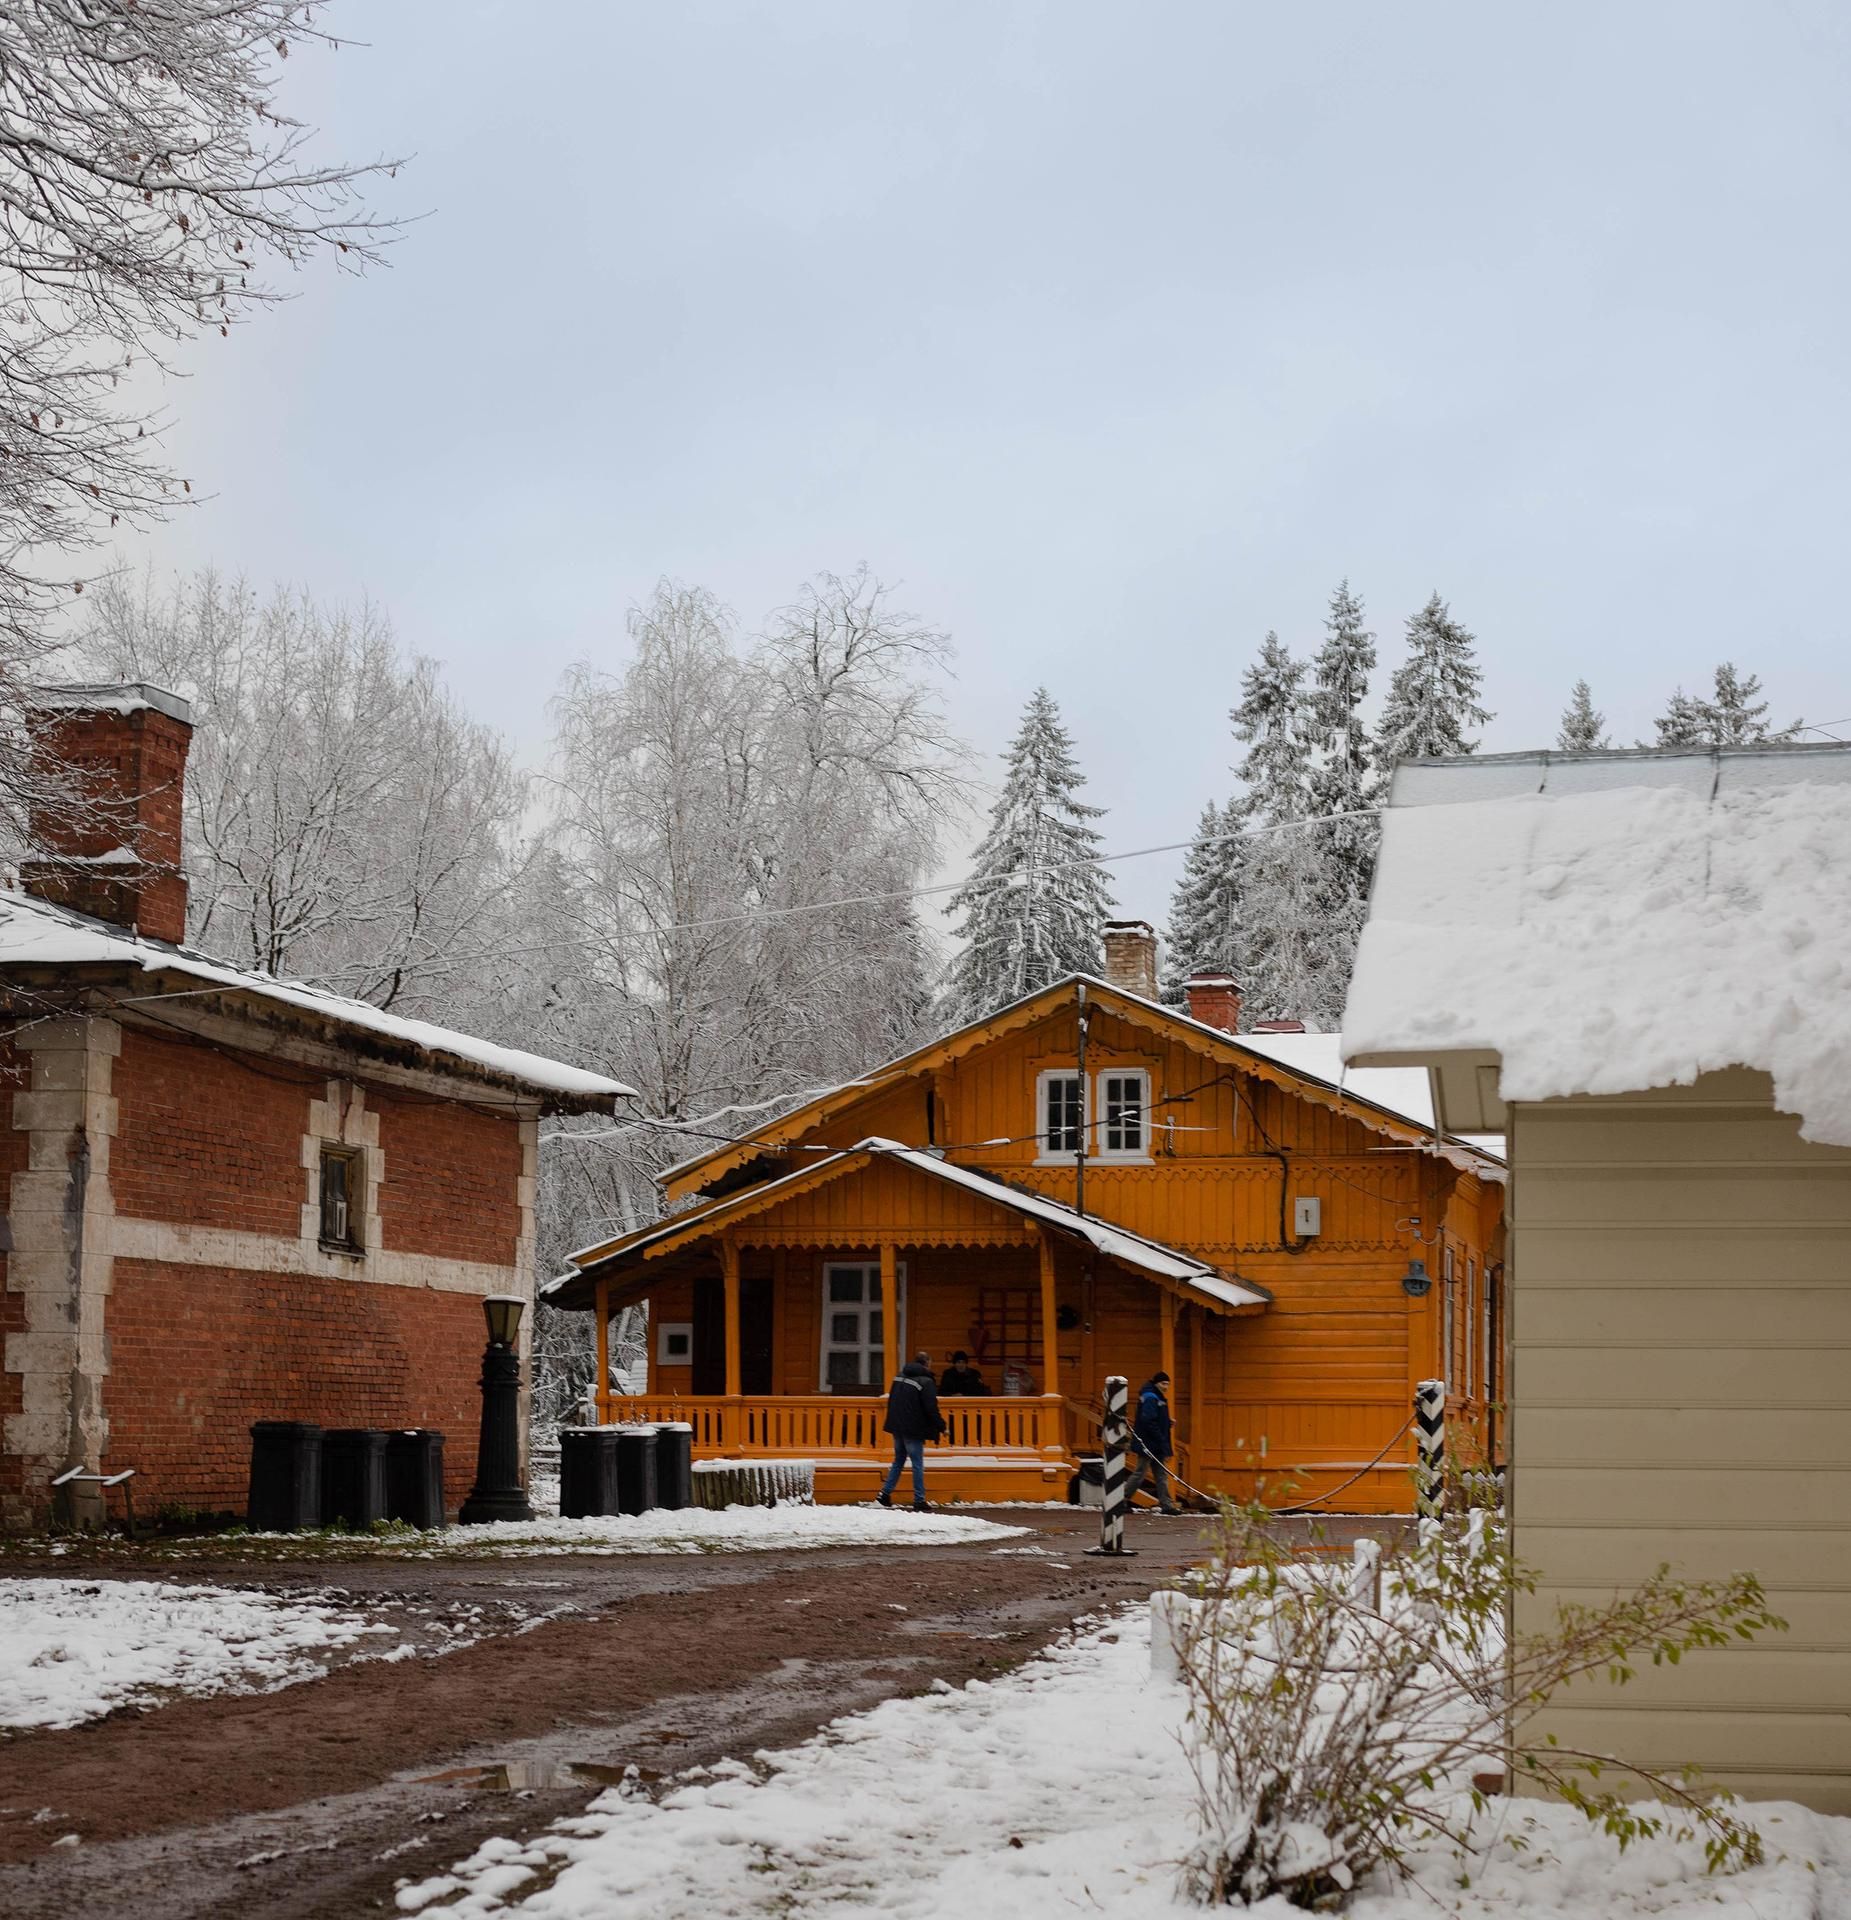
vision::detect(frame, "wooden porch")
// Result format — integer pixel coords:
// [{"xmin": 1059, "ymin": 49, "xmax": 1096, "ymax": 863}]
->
[{"xmin": 598, "ymin": 1390, "xmax": 1075, "ymax": 1503}]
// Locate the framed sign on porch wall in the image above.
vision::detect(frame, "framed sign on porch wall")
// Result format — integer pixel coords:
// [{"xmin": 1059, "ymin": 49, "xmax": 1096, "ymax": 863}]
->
[{"xmin": 819, "ymin": 1260, "xmax": 906, "ymax": 1390}]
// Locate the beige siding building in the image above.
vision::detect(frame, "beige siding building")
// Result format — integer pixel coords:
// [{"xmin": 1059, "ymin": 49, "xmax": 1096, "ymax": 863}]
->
[{"xmin": 1346, "ymin": 746, "xmax": 1851, "ymax": 1816}]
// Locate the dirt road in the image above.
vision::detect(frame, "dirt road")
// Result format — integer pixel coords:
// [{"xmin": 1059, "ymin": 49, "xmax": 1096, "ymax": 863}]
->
[{"xmin": 0, "ymin": 1510, "xmax": 1243, "ymax": 1919}]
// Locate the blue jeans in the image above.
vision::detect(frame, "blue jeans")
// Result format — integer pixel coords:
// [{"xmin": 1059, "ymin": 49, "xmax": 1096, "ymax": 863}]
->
[{"xmin": 880, "ymin": 1435, "xmax": 926, "ymax": 1505}]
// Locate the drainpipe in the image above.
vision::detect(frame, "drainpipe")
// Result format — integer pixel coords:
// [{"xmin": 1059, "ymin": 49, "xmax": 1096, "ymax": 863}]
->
[{"xmin": 1076, "ymin": 982, "xmax": 1094, "ymax": 1350}]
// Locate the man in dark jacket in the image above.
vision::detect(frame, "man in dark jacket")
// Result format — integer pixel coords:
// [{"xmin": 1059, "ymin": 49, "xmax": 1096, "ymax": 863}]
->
[
  {"xmin": 939, "ymin": 1351, "xmax": 990, "ymax": 1396},
  {"xmin": 878, "ymin": 1353, "xmax": 945, "ymax": 1511},
  {"xmin": 1125, "ymin": 1371, "xmax": 1183, "ymax": 1514}
]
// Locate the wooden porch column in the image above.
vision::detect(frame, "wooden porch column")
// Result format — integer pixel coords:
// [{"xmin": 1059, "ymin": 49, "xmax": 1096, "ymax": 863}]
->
[
  {"xmin": 1160, "ymin": 1289, "xmax": 1178, "ymax": 1394},
  {"xmin": 879, "ymin": 1241, "xmax": 900, "ymax": 1388},
  {"xmin": 1038, "ymin": 1227, "xmax": 1068, "ymax": 1463},
  {"xmin": 721, "ymin": 1235, "xmax": 742, "ymax": 1400},
  {"xmin": 594, "ymin": 1275, "xmax": 610, "ymax": 1424},
  {"xmin": 1188, "ymin": 1303, "xmax": 1204, "ymax": 1487}
]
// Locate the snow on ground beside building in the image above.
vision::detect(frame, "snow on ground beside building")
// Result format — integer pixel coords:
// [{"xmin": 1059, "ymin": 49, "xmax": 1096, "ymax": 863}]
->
[
  {"xmin": 1345, "ymin": 754, "xmax": 1851, "ymax": 1144},
  {"xmin": 0, "ymin": 1577, "xmax": 401, "ymax": 1729},
  {"xmin": 371, "ymin": 1505, "xmax": 1026, "ymax": 1557},
  {"xmin": 397, "ymin": 1606, "xmax": 1851, "ymax": 1920}
]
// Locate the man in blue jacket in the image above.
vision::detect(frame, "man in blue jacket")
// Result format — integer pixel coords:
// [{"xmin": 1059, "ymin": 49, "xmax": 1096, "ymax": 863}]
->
[
  {"xmin": 877, "ymin": 1352, "xmax": 945, "ymax": 1511},
  {"xmin": 1126, "ymin": 1370, "xmax": 1183, "ymax": 1515}
]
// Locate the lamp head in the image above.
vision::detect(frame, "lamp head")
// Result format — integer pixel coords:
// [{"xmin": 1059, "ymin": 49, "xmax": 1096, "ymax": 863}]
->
[
  {"xmin": 1401, "ymin": 1259, "xmax": 1432, "ymax": 1298},
  {"xmin": 483, "ymin": 1294, "xmax": 525, "ymax": 1347}
]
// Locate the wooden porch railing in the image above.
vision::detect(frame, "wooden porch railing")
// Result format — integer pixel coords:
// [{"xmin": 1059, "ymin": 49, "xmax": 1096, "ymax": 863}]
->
[{"xmin": 598, "ymin": 1393, "xmax": 1068, "ymax": 1459}]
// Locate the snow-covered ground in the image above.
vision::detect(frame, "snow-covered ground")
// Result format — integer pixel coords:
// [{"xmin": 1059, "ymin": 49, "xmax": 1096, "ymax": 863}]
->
[
  {"xmin": 397, "ymin": 1605, "xmax": 1851, "ymax": 1920},
  {"xmin": 247, "ymin": 1506, "xmax": 1026, "ymax": 1558},
  {"xmin": 0, "ymin": 1578, "xmax": 402, "ymax": 1730}
]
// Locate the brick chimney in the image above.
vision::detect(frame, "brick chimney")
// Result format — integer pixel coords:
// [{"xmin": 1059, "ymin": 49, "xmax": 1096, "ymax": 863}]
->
[
  {"xmin": 22, "ymin": 684, "xmax": 193, "ymax": 944},
  {"xmin": 1101, "ymin": 919, "xmax": 1159, "ymax": 1001},
  {"xmin": 1184, "ymin": 970, "xmax": 1242, "ymax": 1033}
]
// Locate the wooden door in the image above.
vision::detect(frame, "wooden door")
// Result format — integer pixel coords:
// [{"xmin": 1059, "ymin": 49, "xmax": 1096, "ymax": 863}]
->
[
  {"xmin": 691, "ymin": 1272, "xmax": 725, "ymax": 1395},
  {"xmin": 741, "ymin": 1273, "xmax": 774, "ymax": 1396}
]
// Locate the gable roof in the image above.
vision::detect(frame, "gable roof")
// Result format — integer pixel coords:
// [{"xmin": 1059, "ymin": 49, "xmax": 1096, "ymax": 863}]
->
[
  {"xmin": 546, "ymin": 1136, "xmax": 1272, "ymax": 1316},
  {"xmin": 0, "ymin": 886, "xmax": 633, "ymax": 1113},
  {"xmin": 1343, "ymin": 743, "xmax": 1851, "ymax": 1146},
  {"xmin": 659, "ymin": 973, "xmax": 1502, "ymax": 1199}
]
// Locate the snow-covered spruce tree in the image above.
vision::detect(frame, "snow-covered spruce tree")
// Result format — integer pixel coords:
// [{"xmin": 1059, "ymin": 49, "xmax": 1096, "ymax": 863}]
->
[
  {"xmin": 1303, "ymin": 580, "xmax": 1381, "ymax": 1003},
  {"xmin": 1230, "ymin": 633, "xmax": 1337, "ymax": 1028},
  {"xmin": 1557, "ymin": 678, "xmax": 1609, "ymax": 750},
  {"xmin": 941, "ymin": 687, "xmax": 1114, "ymax": 1022},
  {"xmin": 1375, "ymin": 592, "xmax": 1493, "ymax": 766},
  {"xmin": 1162, "ymin": 798, "xmax": 1250, "ymax": 1002},
  {"xmin": 1653, "ymin": 663, "xmax": 1799, "ymax": 747}
]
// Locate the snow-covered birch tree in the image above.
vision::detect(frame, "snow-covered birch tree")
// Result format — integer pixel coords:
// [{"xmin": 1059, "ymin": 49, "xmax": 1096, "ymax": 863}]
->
[
  {"xmin": 940, "ymin": 687, "xmax": 1114, "ymax": 1022},
  {"xmin": 0, "ymin": 2, "xmax": 398, "ymax": 837},
  {"xmin": 78, "ymin": 566, "xmax": 527, "ymax": 1015},
  {"xmin": 1557, "ymin": 679, "xmax": 1609, "ymax": 750},
  {"xmin": 1375, "ymin": 592, "xmax": 1493, "ymax": 766}
]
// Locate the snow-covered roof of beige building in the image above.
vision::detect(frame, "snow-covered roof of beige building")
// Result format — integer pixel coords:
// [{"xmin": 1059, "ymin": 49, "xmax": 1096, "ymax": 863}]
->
[
  {"xmin": 1343, "ymin": 743, "xmax": 1851, "ymax": 1146},
  {"xmin": 0, "ymin": 885, "xmax": 634, "ymax": 1113}
]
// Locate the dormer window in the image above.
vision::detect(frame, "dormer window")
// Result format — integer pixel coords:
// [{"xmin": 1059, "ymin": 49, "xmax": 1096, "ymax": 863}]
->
[
  {"xmin": 1038, "ymin": 1071, "xmax": 1085, "ymax": 1157},
  {"xmin": 1036, "ymin": 1067, "xmax": 1154, "ymax": 1161},
  {"xmin": 1100, "ymin": 1070, "xmax": 1150, "ymax": 1157}
]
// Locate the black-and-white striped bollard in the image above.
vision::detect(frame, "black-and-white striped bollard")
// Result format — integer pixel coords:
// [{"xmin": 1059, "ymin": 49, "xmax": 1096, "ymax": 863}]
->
[
  {"xmin": 1415, "ymin": 1378, "xmax": 1446, "ymax": 1520},
  {"xmin": 1087, "ymin": 1374, "xmax": 1137, "ymax": 1557}
]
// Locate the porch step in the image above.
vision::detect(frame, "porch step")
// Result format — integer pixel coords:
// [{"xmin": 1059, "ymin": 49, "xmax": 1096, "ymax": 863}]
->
[{"xmin": 808, "ymin": 1452, "xmax": 1075, "ymax": 1506}]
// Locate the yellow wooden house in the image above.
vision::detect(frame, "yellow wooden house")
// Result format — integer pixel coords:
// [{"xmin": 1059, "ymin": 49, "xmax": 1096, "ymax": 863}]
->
[{"xmin": 545, "ymin": 934, "xmax": 1505, "ymax": 1507}]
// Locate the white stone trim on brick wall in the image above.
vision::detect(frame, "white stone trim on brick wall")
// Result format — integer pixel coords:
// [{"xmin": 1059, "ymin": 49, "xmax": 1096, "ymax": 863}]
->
[
  {"xmin": 4, "ymin": 1015, "xmax": 120, "ymax": 1527},
  {"xmin": 105, "ymin": 1215, "xmax": 522, "ymax": 1296},
  {"xmin": 300, "ymin": 1079, "xmax": 385, "ymax": 1257}
]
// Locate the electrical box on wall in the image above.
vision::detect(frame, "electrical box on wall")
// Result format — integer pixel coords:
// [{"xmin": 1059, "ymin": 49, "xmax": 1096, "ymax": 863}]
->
[{"xmin": 1292, "ymin": 1196, "xmax": 1322, "ymax": 1238}]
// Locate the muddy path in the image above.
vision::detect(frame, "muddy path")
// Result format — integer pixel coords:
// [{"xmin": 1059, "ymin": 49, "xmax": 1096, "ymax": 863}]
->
[{"xmin": 0, "ymin": 1510, "xmax": 1247, "ymax": 1919}]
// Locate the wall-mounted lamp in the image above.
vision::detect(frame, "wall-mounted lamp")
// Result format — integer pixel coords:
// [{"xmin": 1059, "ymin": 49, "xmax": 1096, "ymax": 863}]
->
[{"xmin": 1401, "ymin": 1258, "xmax": 1432, "ymax": 1298}]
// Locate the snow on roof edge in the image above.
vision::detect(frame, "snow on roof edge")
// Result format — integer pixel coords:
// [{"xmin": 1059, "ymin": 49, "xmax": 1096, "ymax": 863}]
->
[
  {"xmin": 0, "ymin": 889, "xmax": 633, "ymax": 1106},
  {"xmin": 552, "ymin": 1137, "xmax": 1271, "ymax": 1310}
]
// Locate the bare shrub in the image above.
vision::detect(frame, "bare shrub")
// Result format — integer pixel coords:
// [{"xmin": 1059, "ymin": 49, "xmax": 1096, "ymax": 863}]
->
[{"xmin": 1172, "ymin": 1504, "xmax": 1784, "ymax": 1910}]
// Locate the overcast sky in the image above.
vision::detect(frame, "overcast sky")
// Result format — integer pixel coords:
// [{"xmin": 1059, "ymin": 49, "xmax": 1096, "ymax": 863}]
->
[{"xmin": 109, "ymin": 2, "xmax": 1851, "ymax": 916}]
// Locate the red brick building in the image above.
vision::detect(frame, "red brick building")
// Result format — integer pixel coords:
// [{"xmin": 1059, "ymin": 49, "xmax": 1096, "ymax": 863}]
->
[{"xmin": 0, "ymin": 685, "xmax": 631, "ymax": 1530}]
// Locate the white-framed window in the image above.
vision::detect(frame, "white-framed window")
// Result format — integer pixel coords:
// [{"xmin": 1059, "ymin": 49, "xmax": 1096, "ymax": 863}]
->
[
  {"xmin": 1097, "ymin": 1069, "xmax": 1152, "ymax": 1159},
  {"xmin": 1464, "ymin": 1258, "xmax": 1477, "ymax": 1398},
  {"xmin": 1481, "ymin": 1265, "xmax": 1497, "ymax": 1406},
  {"xmin": 818, "ymin": 1261, "xmax": 906, "ymax": 1390},
  {"xmin": 656, "ymin": 1321, "xmax": 693, "ymax": 1367},
  {"xmin": 1037, "ymin": 1070, "xmax": 1086, "ymax": 1158},
  {"xmin": 1441, "ymin": 1246, "xmax": 1456, "ymax": 1391}
]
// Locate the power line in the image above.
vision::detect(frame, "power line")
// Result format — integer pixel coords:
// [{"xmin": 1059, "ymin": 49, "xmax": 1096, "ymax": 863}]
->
[{"xmin": 636, "ymin": 806, "xmax": 1383, "ymax": 938}]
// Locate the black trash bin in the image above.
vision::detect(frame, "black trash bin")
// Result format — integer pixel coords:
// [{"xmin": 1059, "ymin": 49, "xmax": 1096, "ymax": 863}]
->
[
  {"xmin": 559, "ymin": 1427, "xmax": 622, "ymax": 1518},
  {"xmin": 615, "ymin": 1424, "xmax": 659, "ymax": 1515},
  {"xmin": 248, "ymin": 1421, "xmax": 323, "ymax": 1532},
  {"xmin": 385, "ymin": 1429, "xmax": 447, "ymax": 1529},
  {"xmin": 654, "ymin": 1421, "xmax": 693, "ymax": 1511},
  {"xmin": 321, "ymin": 1428, "xmax": 389, "ymax": 1529}
]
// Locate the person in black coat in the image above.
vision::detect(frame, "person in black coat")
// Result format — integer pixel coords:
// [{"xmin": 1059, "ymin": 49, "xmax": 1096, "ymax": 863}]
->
[
  {"xmin": 938, "ymin": 1351, "xmax": 990, "ymax": 1396},
  {"xmin": 1126, "ymin": 1370, "xmax": 1183, "ymax": 1514},
  {"xmin": 878, "ymin": 1353, "xmax": 945, "ymax": 1511}
]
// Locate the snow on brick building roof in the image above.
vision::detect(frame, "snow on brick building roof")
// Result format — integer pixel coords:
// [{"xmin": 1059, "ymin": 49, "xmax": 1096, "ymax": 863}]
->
[
  {"xmin": 1343, "ymin": 743, "xmax": 1851, "ymax": 1146},
  {"xmin": 0, "ymin": 885, "xmax": 634, "ymax": 1111}
]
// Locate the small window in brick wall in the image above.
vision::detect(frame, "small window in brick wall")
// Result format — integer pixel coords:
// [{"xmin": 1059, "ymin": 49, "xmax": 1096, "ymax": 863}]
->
[{"xmin": 319, "ymin": 1146, "xmax": 364, "ymax": 1253}]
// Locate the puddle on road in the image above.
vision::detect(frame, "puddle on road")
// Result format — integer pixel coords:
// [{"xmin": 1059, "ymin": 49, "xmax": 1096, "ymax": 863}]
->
[{"xmin": 413, "ymin": 1760, "xmax": 638, "ymax": 1793}]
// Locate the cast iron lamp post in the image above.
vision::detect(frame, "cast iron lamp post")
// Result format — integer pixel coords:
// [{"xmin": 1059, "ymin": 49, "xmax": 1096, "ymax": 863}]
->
[{"xmin": 459, "ymin": 1293, "xmax": 534, "ymax": 1525}]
